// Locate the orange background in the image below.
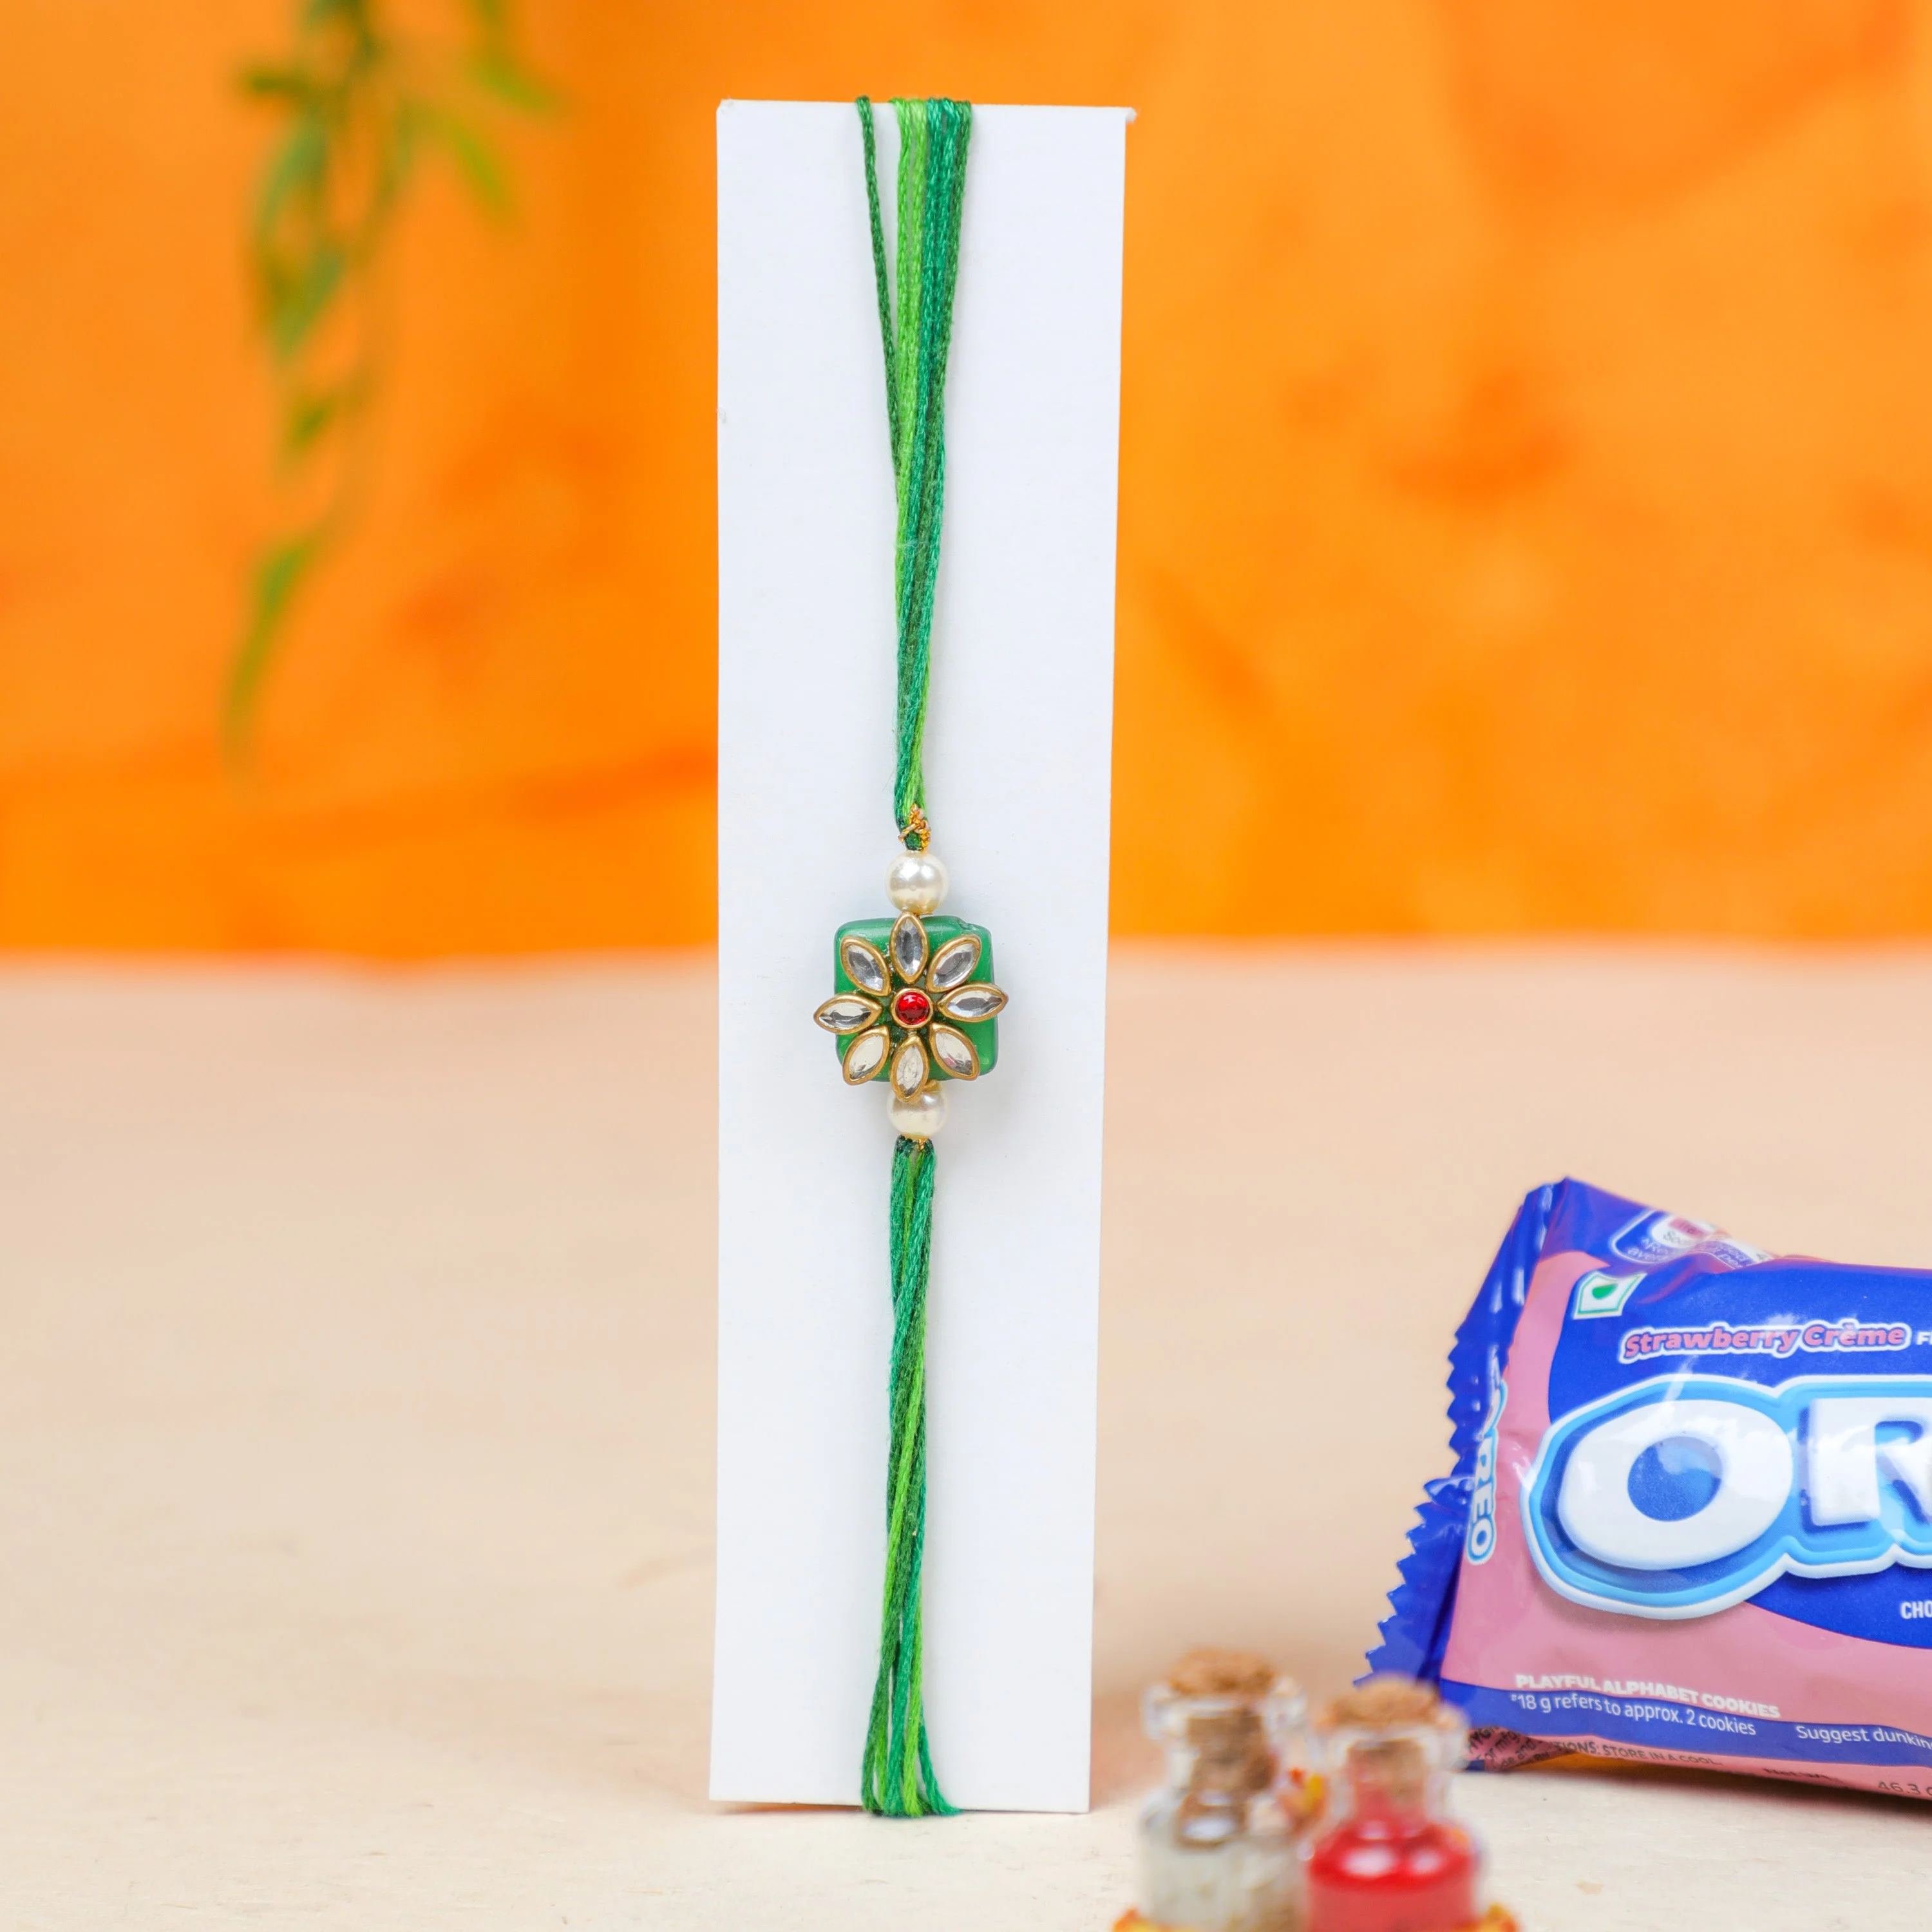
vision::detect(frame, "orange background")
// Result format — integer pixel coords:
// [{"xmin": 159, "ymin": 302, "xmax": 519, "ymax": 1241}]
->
[{"xmin": 6, "ymin": 1, "xmax": 1932, "ymax": 951}]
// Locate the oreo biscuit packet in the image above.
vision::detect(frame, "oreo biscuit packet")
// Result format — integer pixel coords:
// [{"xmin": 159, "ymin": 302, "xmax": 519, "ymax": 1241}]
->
[{"xmin": 1373, "ymin": 1178, "xmax": 1932, "ymax": 1798}]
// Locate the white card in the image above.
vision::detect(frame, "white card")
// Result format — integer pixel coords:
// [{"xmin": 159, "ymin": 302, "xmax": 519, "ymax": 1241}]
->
[{"xmin": 712, "ymin": 100, "xmax": 1126, "ymax": 1812}]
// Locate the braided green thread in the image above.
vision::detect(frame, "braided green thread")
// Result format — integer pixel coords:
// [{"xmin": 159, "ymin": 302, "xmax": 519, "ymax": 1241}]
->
[
  {"xmin": 853, "ymin": 90, "xmax": 971, "ymax": 1824},
  {"xmin": 860, "ymin": 1133, "xmax": 954, "ymax": 1817},
  {"xmin": 858, "ymin": 103, "xmax": 900, "ymax": 470},
  {"xmin": 857, "ymin": 95, "xmax": 972, "ymax": 854}
]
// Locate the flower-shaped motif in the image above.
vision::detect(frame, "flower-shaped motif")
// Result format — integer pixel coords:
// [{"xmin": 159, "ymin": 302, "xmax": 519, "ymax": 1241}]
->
[{"xmin": 813, "ymin": 912, "xmax": 1008, "ymax": 1099}]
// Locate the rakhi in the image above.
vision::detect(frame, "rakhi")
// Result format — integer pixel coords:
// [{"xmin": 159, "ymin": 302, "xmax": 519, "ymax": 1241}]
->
[{"xmin": 810, "ymin": 95, "xmax": 1006, "ymax": 1819}]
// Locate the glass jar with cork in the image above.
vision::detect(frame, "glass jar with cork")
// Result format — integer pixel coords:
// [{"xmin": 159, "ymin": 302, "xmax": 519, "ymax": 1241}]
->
[
  {"xmin": 1129, "ymin": 1649, "xmax": 1312, "ymax": 1932},
  {"xmin": 1303, "ymin": 1676, "xmax": 1515, "ymax": 1932}
]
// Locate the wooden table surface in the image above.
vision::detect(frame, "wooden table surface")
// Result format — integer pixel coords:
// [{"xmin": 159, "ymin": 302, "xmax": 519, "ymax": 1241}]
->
[{"xmin": 0, "ymin": 947, "xmax": 1926, "ymax": 1929}]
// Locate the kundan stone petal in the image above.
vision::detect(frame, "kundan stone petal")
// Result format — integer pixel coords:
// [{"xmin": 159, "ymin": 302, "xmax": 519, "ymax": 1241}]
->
[
  {"xmin": 930, "ymin": 1024, "xmax": 979, "ymax": 1079},
  {"xmin": 840, "ymin": 934, "xmax": 890, "ymax": 995},
  {"xmin": 938, "ymin": 982, "xmax": 1006, "ymax": 1023},
  {"xmin": 889, "ymin": 913, "xmax": 928, "ymax": 983},
  {"xmin": 891, "ymin": 1036, "xmax": 929, "ymax": 1099},
  {"xmin": 842, "ymin": 1027, "xmax": 890, "ymax": 1084},
  {"xmin": 814, "ymin": 993, "xmax": 881, "ymax": 1034},
  {"xmin": 927, "ymin": 934, "xmax": 980, "ymax": 993}
]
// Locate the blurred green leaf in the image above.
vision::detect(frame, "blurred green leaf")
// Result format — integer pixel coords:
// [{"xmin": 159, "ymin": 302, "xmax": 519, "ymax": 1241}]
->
[
  {"xmin": 303, "ymin": 0, "xmax": 374, "ymax": 35},
  {"xmin": 421, "ymin": 106, "xmax": 513, "ymax": 218},
  {"xmin": 381, "ymin": 96, "xmax": 426, "ymax": 206},
  {"xmin": 468, "ymin": 47, "xmax": 560, "ymax": 113},
  {"xmin": 239, "ymin": 62, "xmax": 318, "ymax": 103},
  {"xmin": 267, "ymin": 240, "xmax": 346, "ymax": 359},
  {"xmin": 234, "ymin": 1, "xmax": 557, "ymax": 755},
  {"xmin": 252, "ymin": 116, "xmax": 328, "ymax": 238},
  {"xmin": 280, "ymin": 381, "xmax": 361, "ymax": 461},
  {"xmin": 227, "ymin": 531, "xmax": 323, "ymax": 758}
]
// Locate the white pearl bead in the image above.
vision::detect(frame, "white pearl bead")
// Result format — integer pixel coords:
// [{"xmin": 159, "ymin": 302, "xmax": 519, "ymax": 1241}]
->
[
  {"xmin": 887, "ymin": 1084, "xmax": 947, "ymax": 1139},
  {"xmin": 886, "ymin": 849, "xmax": 949, "ymax": 915}
]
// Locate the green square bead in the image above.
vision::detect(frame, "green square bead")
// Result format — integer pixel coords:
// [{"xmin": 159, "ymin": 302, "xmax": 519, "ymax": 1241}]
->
[{"xmin": 831, "ymin": 915, "xmax": 999, "ymax": 1081}]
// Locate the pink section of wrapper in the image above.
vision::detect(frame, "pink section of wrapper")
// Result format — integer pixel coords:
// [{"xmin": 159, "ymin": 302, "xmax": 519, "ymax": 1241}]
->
[{"xmin": 1442, "ymin": 1248, "xmax": 1931, "ymax": 1796}]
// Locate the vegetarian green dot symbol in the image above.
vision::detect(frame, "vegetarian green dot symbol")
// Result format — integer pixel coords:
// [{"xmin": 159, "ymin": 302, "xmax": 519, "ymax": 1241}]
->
[{"xmin": 1573, "ymin": 1270, "xmax": 1643, "ymax": 1319}]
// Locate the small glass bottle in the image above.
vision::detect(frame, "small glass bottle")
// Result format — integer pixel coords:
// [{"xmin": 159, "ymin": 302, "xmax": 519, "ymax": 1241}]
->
[
  {"xmin": 1303, "ymin": 1677, "xmax": 1479, "ymax": 1932},
  {"xmin": 1137, "ymin": 1649, "xmax": 1309, "ymax": 1932}
]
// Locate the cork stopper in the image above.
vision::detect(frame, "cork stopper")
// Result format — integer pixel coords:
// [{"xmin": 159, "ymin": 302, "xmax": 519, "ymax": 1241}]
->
[
  {"xmin": 1166, "ymin": 1647, "xmax": 1278, "ymax": 1700},
  {"xmin": 1318, "ymin": 1675, "xmax": 1454, "ymax": 1814},
  {"xmin": 1320, "ymin": 1674, "xmax": 1444, "ymax": 1730}
]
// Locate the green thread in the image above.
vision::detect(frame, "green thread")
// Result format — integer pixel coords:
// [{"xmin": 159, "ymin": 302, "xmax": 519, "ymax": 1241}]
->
[
  {"xmin": 858, "ymin": 104, "xmax": 900, "ymax": 469},
  {"xmin": 853, "ymin": 94, "xmax": 971, "ymax": 1821},
  {"xmin": 860, "ymin": 1133, "xmax": 954, "ymax": 1817},
  {"xmin": 854, "ymin": 91, "xmax": 970, "ymax": 1823},
  {"xmin": 857, "ymin": 95, "xmax": 972, "ymax": 854}
]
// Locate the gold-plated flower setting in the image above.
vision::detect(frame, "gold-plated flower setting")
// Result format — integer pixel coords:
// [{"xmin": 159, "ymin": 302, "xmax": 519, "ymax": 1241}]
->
[{"xmin": 814, "ymin": 908, "xmax": 1007, "ymax": 1124}]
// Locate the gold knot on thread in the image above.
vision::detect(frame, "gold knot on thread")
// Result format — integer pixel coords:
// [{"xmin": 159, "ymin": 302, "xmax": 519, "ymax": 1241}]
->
[{"xmin": 899, "ymin": 803, "xmax": 931, "ymax": 852}]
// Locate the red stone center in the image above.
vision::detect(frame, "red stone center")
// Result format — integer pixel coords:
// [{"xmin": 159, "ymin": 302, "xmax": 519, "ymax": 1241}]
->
[{"xmin": 892, "ymin": 988, "xmax": 933, "ymax": 1027}]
